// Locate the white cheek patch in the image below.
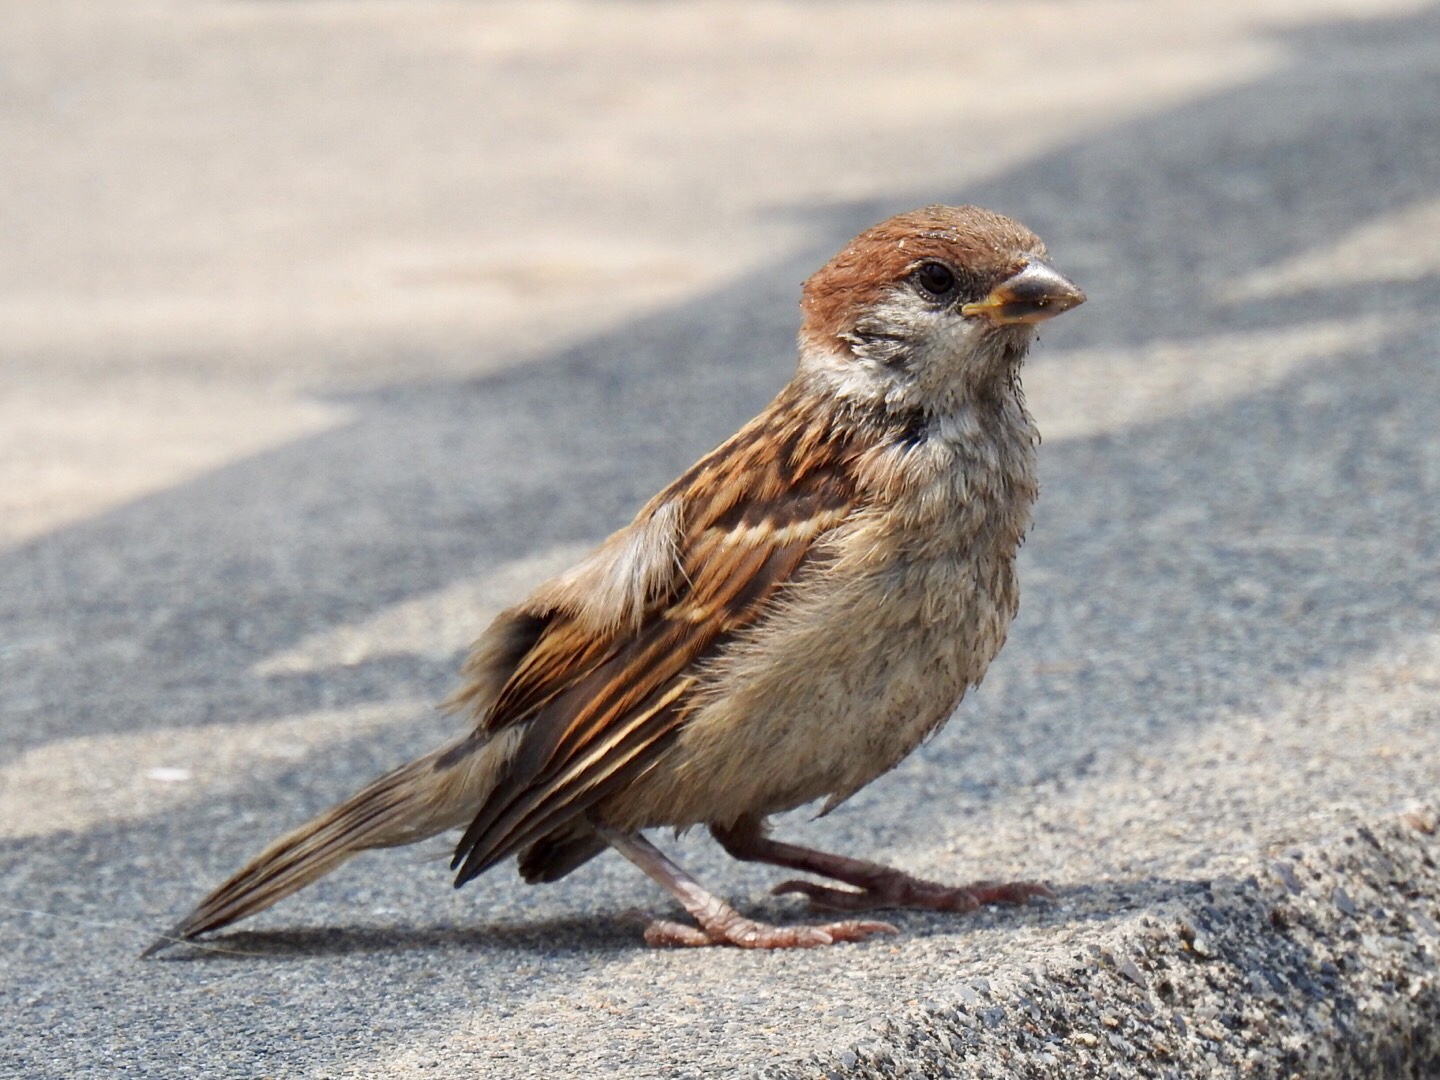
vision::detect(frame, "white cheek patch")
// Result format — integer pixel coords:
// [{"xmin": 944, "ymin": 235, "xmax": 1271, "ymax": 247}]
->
[
  {"xmin": 796, "ymin": 340, "xmax": 897, "ymax": 405},
  {"xmin": 903, "ymin": 308, "xmax": 989, "ymax": 370},
  {"xmin": 798, "ymin": 299, "xmax": 1025, "ymax": 416}
]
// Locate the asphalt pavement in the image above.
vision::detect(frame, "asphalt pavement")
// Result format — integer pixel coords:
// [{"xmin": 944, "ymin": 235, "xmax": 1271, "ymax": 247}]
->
[{"xmin": 3, "ymin": 2, "xmax": 1439, "ymax": 1076}]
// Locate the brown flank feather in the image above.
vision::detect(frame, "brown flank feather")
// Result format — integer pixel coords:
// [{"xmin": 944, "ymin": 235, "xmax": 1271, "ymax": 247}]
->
[{"xmin": 449, "ymin": 386, "xmax": 865, "ymax": 884}]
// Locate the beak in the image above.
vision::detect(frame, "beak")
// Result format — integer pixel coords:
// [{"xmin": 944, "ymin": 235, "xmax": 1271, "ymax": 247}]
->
[{"xmin": 961, "ymin": 260, "xmax": 1086, "ymax": 326}]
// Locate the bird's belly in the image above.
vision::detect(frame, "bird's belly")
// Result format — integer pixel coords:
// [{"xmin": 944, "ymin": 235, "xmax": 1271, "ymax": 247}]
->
[{"xmin": 603, "ymin": 542, "xmax": 1018, "ymax": 831}]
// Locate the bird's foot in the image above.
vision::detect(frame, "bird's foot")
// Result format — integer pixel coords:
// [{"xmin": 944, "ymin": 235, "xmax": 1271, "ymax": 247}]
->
[
  {"xmin": 772, "ymin": 872, "xmax": 1053, "ymax": 914},
  {"xmin": 599, "ymin": 826, "xmax": 896, "ymax": 949},
  {"xmin": 643, "ymin": 910, "xmax": 896, "ymax": 949}
]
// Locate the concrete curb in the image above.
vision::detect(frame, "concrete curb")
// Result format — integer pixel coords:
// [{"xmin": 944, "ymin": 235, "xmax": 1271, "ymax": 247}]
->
[{"xmin": 770, "ymin": 809, "xmax": 1440, "ymax": 1079}]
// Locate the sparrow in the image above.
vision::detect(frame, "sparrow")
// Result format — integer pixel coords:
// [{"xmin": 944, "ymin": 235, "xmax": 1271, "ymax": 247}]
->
[{"xmin": 144, "ymin": 205, "xmax": 1084, "ymax": 954}]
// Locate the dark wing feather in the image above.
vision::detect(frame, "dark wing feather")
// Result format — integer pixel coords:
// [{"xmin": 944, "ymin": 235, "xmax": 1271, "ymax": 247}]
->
[{"xmin": 450, "ymin": 389, "xmax": 862, "ymax": 885}]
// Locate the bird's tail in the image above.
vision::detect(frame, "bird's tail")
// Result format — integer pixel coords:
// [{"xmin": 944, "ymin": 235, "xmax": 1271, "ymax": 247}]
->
[{"xmin": 142, "ymin": 728, "xmax": 521, "ymax": 957}]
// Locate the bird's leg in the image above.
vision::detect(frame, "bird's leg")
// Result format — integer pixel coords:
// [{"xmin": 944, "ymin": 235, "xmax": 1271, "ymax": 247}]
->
[
  {"xmin": 596, "ymin": 826, "xmax": 896, "ymax": 948},
  {"xmin": 711, "ymin": 816, "xmax": 1053, "ymax": 914}
]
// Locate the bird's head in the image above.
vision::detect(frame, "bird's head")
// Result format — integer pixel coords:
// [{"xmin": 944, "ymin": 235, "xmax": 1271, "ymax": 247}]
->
[{"xmin": 797, "ymin": 205, "xmax": 1085, "ymax": 415}]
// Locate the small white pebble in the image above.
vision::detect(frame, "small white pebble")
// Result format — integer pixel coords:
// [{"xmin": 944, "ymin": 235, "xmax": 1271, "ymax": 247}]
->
[{"xmin": 144, "ymin": 767, "xmax": 192, "ymax": 783}]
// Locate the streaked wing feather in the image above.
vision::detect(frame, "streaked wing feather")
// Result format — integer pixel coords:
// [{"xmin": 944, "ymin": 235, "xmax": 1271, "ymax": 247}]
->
[{"xmin": 451, "ymin": 389, "xmax": 861, "ymax": 884}]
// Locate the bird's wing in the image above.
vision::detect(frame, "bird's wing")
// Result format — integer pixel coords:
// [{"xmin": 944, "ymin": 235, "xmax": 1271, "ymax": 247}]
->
[{"xmin": 449, "ymin": 389, "xmax": 863, "ymax": 884}]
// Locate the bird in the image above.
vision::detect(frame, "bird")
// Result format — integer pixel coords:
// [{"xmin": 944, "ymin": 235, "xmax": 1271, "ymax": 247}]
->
[{"xmin": 144, "ymin": 204, "xmax": 1085, "ymax": 954}]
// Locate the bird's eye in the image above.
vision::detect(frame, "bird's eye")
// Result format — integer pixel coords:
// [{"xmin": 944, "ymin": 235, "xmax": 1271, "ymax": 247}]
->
[{"xmin": 915, "ymin": 262, "xmax": 956, "ymax": 297}]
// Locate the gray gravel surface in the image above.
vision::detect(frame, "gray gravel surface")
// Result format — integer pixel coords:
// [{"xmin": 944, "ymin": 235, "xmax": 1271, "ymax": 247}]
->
[{"xmin": 4, "ymin": 2, "xmax": 1440, "ymax": 1077}]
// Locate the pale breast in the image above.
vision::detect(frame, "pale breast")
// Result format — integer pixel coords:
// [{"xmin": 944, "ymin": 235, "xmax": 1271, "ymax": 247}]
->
[{"xmin": 607, "ymin": 403, "xmax": 1038, "ymax": 831}]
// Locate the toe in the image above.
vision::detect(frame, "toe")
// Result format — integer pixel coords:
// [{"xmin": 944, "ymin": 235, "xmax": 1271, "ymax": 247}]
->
[
  {"xmin": 771, "ymin": 879, "xmax": 875, "ymax": 911},
  {"xmin": 644, "ymin": 918, "xmax": 716, "ymax": 947},
  {"xmin": 822, "ymin": 919, "xmax": 899, "ymax": 943},
  {"xmin": 968, "ymin": 880, "xmax": 1055, "ymax": 906}
]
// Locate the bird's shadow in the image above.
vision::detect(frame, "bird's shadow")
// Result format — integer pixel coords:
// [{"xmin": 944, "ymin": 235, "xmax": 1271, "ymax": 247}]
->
[
  {"xmin": 151, "ymin": 911, "xmax": 648, "ymax": 961},
  {"xmin": 152, "ymin": 877, "xmax": 1206, "ymax": 961}
]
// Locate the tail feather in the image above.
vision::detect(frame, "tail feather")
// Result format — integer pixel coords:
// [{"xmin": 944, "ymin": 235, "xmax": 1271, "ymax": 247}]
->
[{"xmin": 143, "ymin": 728, "xmax": 523, "ymax": 957}]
